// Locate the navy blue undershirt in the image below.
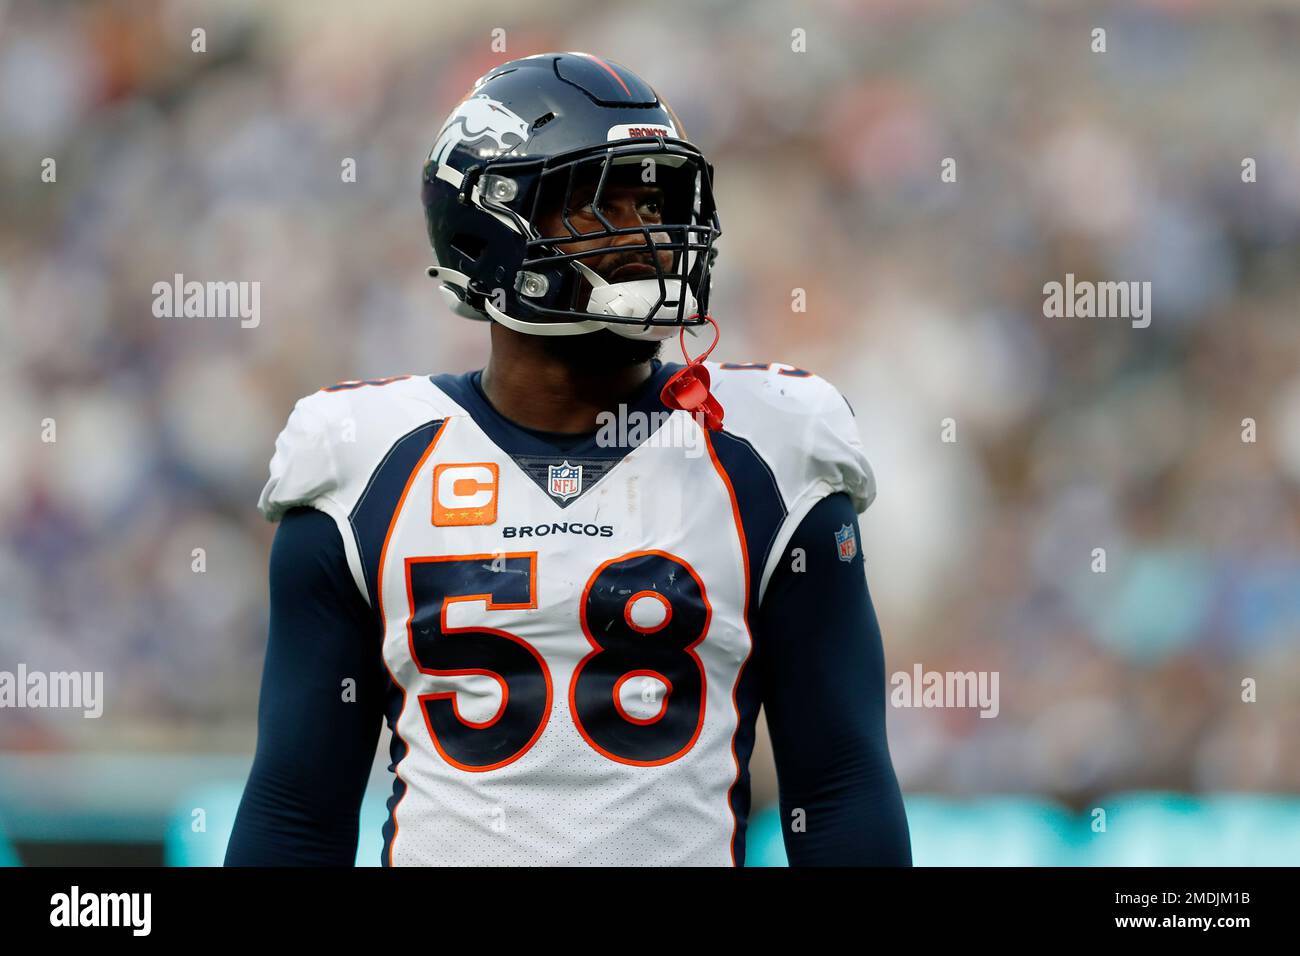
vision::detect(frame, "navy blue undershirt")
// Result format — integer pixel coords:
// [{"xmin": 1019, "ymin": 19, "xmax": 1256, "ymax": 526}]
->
[{"xmin": 227, "ymin": 476, "xmax": 909, "ymax": 868}]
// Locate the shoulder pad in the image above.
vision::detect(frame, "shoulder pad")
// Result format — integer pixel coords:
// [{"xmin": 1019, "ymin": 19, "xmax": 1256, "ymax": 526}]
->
[
  {"xmin": 707, "ymin": 361, "xmax": 876, "ymax": 514},
  {"xmin": 257, "ymin": 375, "xmax": 459, "ymax": 521}
]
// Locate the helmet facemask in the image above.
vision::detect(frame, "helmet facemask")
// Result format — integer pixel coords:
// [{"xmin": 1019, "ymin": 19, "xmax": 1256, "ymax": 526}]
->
[{"xmin": 461, "ymin": 138, "xmax": 721, "ymax": 338}]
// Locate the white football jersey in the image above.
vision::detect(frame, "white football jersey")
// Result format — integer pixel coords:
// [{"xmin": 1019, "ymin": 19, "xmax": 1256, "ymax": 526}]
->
[{"xmin": 258, "ymin": 359, "xmax": 874, "ymax": 866}]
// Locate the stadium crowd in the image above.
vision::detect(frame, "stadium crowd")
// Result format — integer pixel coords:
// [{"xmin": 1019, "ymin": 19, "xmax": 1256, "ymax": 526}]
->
[{"xmin": 1, "ymin": 0, "xmax": 1297, "ymax": 806}]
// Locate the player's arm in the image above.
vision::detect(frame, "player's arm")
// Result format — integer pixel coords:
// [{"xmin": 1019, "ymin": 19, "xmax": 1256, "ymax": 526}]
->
[
  {"xmin": 225, "ymin": 507, "xmax": 388, "ymax": 866},
  {"xmin": 755, "ymin": 491, "xmax": 912, "ymax": 866}
]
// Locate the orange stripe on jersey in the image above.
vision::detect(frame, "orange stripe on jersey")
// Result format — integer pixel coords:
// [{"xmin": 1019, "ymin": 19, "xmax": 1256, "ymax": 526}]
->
[
  {"xmin": 377, "ymin": 417, "xmax": 449, "ymax": 867},
  {"xmin": 703, "ymin": 427, "xmax": 755, "ymax": 868}
]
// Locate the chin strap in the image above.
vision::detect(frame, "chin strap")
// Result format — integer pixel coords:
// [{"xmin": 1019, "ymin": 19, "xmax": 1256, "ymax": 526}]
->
[
  {"xmin": 660, "ymin": 314, "xmax": 725, "ymax": 431},
  {"xmin": 485, "ymin": 297, "xmax": 605, "ymax": 336},
  {"xmin": 428, "ymin": 263, "xmax": 700, "ymax": 339},
  {"xmin": 429, "ymin": 264, "xmax": 604, "ymax": 335}
]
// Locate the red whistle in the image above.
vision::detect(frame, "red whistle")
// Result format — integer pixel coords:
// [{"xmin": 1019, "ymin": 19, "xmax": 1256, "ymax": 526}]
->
[{"xmin": 659, "ymin": 315, "xmax": 725, "ymax": 431}]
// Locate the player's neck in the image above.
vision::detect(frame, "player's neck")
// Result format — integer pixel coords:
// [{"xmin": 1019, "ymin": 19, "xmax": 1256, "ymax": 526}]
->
[{"xmin": 480, "ymin": 326, "xmax": 657, "ymax": 434}]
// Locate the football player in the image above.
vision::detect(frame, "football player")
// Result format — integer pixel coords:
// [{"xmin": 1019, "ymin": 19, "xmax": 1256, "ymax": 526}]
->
[{"xmin": 226, "ymin": 52, "xmax": 910, "ymax": 866}]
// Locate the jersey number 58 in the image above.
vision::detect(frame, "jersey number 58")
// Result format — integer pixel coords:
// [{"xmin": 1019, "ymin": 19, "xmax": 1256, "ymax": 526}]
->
[{"xmin": 403, "ymin": 550, "xmax": 710, "ymax": 771}]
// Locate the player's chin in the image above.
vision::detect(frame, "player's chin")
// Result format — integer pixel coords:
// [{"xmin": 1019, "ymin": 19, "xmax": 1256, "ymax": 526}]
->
[{"xmin": 540, "ymin": 327, "xmax": 662, "ymax": 370}]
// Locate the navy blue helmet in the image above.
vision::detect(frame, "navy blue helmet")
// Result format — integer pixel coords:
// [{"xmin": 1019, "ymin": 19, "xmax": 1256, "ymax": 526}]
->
[{"xmin": 421, "ymin": 52, "xmax": 721, "ymax": 339}]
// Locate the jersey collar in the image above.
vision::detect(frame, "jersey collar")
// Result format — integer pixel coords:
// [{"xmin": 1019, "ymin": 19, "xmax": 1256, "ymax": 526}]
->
[{"xmin": 428, "ymin": 359, "xmax": 684, "ymax": 508}]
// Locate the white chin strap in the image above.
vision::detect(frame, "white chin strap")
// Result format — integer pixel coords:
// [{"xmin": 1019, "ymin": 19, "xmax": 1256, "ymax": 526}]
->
[{"xmin": 432, "ymin": 263, "xmax": 699, "ymax": 339}]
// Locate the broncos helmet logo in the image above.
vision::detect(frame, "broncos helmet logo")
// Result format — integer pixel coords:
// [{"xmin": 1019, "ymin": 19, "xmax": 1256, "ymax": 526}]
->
[{"xmin": 430, "ymin": 94, "xmax": 531, "ymax": 165}]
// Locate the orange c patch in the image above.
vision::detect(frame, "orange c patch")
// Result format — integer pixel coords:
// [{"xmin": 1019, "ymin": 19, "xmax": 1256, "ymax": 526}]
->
[{"xmin": 432, "ymin": 462, "xmax": 499, "ymax": 526}]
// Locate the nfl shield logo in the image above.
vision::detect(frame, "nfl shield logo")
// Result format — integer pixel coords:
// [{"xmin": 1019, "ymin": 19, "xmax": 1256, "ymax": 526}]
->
[
  {"xmin": 834, "ymin": 524, "xmax": 857, "ymax": 562},
  {"xmin": 547, "ymin": 460, "xmax": 583, "ymax": 501}
]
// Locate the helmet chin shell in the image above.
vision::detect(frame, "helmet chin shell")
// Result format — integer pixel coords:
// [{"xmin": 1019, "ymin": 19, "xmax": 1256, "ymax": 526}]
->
[{"xmin": 587, "ymin": 279, "xmax": 698, "ymax": 340}]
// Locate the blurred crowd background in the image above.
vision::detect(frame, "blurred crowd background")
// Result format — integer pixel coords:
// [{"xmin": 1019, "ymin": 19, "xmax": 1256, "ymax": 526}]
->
[{"xmin": 1, "ymin": 0, "xmax": 1298, "ymax": 863}]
